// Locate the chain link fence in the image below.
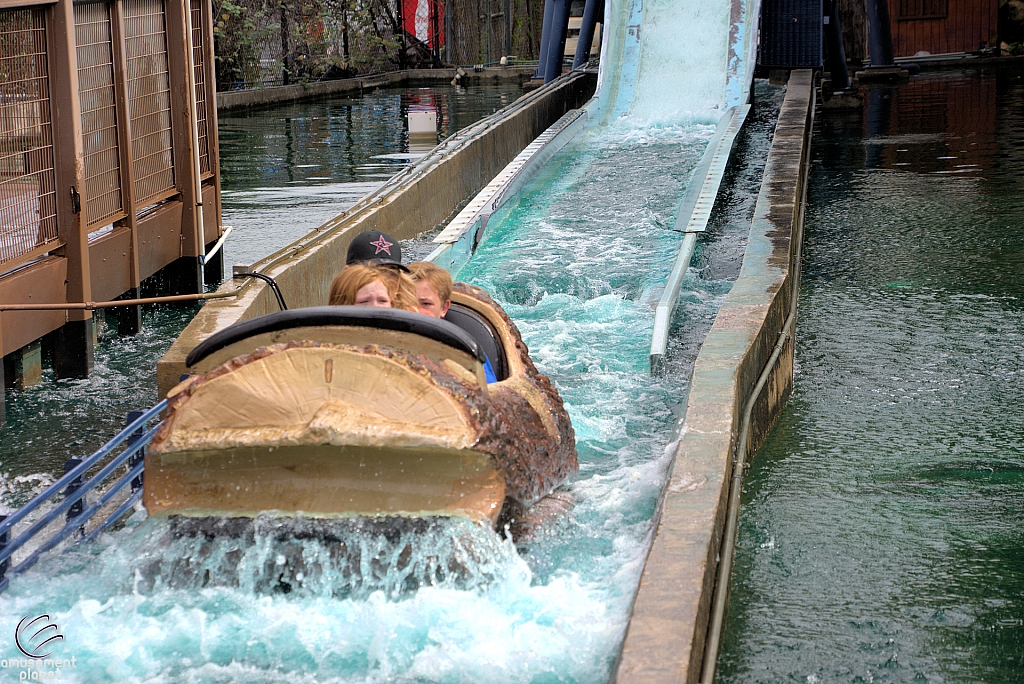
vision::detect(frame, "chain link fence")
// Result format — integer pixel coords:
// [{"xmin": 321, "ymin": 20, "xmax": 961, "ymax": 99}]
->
[{"xmin": 212, "ymin": 0, "xmax": 547, "ymax": 90}]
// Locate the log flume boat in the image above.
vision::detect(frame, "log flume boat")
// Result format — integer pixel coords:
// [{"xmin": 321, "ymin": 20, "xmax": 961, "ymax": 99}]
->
[{"xmin": 145, "ymin": 284, "xmax": 578, "ymax": 529}]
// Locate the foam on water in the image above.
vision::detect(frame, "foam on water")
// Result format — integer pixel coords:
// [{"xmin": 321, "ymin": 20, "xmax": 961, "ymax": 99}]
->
[
  {"xmin": 0, "ymin": 118, "xmax": 723, "ymax": 684},
  {"xmin": 0, "ymin": 4, "xmax": 775, "ymax": 679}
]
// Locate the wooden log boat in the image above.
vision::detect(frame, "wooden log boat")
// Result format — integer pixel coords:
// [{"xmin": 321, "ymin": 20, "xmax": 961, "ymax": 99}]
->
[{"xmin": 145, "ymin": 284, "xmax": 577, "ymax": 528}]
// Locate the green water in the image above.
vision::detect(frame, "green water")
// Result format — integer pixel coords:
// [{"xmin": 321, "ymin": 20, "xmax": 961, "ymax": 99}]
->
[
  {"xmin": 0, "ymin": 80, "xmax": 784, "ymax": 681},
  {"xmin": 718, "ymin": 70, "xmax": 1024, "ymax": 682},
  {"xmin": 0, "ymin": 83, "xmax": 522, "ymax": 497}
]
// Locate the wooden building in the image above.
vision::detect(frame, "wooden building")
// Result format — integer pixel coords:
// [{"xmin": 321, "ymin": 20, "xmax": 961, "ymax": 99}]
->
[
  {"xmin": 890, "ymin": 0, "xmax": 999, "ymax": 57},
  {"xmin": 838, "ymin": 0, "xmax": 999, "ymax": 62},
  {"xmin": 0, "ymin": 0, "xmax": 222, "ymax": 387},
  {"xmin": 888, "ymin": 0, "xmax": 999, "ymax": 57}
]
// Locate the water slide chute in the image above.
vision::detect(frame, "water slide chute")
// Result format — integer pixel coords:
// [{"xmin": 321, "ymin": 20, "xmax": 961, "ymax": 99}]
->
[{"xmin": 429, "ymin": 0, "xmax": 761, "ymax": 371}]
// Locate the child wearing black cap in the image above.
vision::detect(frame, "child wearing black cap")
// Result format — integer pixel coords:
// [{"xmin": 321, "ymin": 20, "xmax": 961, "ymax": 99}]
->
[{"xmin": 345, "ymin": 230, "xmax": 409, "ymax": 271}]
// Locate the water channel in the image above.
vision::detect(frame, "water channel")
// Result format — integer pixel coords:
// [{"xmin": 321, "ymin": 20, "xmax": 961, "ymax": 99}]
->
[
  {"xmin": 0, "ymin": 68, "xmax": 785, "ymax": 679},
  {"xmin": 718, "ymin": 69, "xmax": 1024, "ymax": 682}
]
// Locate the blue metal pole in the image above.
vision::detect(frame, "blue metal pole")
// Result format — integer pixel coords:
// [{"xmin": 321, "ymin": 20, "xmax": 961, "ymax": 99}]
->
[
  {"xmin": 535, "ymin": 0, "xmax": 557, "ymax": 79},
  {"xmin": 544, "ymin": 0, "xmax": 572, "ymax": 82},
  {"xmin": 63, "ymin": 458, "xmax": 84, "ymax": 523},
  {"xmin": 0, "ymin": 515, "xmax": 8, "ymax": 581},
  {"xmin": 572, "ymin": 0, "xmax": 600, "ymax": 68}
]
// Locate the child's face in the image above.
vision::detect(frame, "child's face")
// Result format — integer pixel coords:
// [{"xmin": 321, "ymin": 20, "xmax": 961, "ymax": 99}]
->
[
  {"xmin": 415, "ymin": 280, "xmax": 450, "ymax": 318},
  {"xmin": 354, "ymin": 280, "xmax": 391, "ymax": 308}
]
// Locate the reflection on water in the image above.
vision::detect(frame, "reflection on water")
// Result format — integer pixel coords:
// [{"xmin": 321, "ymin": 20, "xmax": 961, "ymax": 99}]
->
[
  {"xmin": 718, "ymin": 70, "xmax": 1024, "ymax": 682},
  {"xmin": 218, "ymin": 84, "xmax": 522, "ymax": 268},
  {"xmin": 0, "ymin": 83, "xmax": 522, "ymax": 488}
]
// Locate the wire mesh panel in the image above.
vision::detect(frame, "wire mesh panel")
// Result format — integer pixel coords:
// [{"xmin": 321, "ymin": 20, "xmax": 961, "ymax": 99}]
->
[
  {"xmin": 0, "ymin": 8, "xmax": 58, "ymax": 267},
  {"xmin": 75, "ymin": 2, "xmax": 123, "ymax": 227},
  {"xmin": 124, "ymin": 0, "xmax": 175, "ymax": 207},
  {"xmin": 190, "ymin": 0, "xmax": 211, "ymax": 176}
]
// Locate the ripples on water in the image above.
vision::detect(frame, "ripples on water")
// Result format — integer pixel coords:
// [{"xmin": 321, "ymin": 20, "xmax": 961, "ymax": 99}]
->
[
  {"xmin": 718, "ymin": 71, "xmax": 1024, "ymax": 682},
  {"xmin": 218, "ymin": 84, "xmax": 523, "ymax": 269},
  {"xmin": 0, "ymin": 82, "xmax": 783, "ymax": 681}
]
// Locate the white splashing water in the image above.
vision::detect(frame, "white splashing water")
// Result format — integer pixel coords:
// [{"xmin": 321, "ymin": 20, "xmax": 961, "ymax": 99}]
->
[
  {"xmin": 0, "ymin": 0, "xmax": 745, "ymax": 680},
  {"xmin": 629, "ymin": 0, "xmax": 732, "ymax": 124}
]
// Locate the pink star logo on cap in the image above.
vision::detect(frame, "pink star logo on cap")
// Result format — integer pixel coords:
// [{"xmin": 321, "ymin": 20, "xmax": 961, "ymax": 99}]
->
[{"xmin": 370, "ymin": 235, "xmax": 393, "ymax": 255}]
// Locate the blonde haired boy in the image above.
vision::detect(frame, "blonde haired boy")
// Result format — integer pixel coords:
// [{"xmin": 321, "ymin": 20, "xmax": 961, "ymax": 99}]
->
[{"xmin": 407, "ymin": 261, "xmax": 452, "ymax": 319}]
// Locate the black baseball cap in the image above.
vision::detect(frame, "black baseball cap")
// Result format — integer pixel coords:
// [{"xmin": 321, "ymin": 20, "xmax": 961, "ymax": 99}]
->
[{"xmin": 346, "ymin": 230, "xmax": 408, "ymax": 271}]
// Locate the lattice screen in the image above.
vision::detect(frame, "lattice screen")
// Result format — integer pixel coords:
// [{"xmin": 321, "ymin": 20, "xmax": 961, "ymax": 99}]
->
[
  {"xmin": 444, "ymin": 0, "xmax": 541, "ymax": 65},
  {"xmin": 0, "ymin": 8, "xmax": 58, "ymax": 267},
  {"xmin": 75, "ymin": 1, "xmax": 124, "ymax": 227},
  {"xmin": 190, "ymin": 0, "xmax": 211, "ymax": 177},
  {"xmin": 124, "ymin": 0, "xmax": 175, "ymax": 207}
]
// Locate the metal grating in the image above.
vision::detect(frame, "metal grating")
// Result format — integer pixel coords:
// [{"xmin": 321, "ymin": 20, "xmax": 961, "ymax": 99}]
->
[
  {"xmin": 190, "ymin": 0, "xmax": 210, "ymax": 177},
  {"xmin": 75, "ymin": 2, "xmax": 123, "ymax": 226},
  {"xmin": 757, "ymin": 0, "xmax": 823, "ymax": 69},
  {"xmin": 124, "ymin": 0, "xmax": 175, "ymax": 207},
  {"xmin": 0, "ymin": 8, "xmax": 58, "ymax": 267}
]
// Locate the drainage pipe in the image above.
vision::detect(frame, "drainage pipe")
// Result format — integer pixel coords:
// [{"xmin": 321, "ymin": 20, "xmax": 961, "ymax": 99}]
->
[
  {"xmin": 698, "ymin": 119, "xmax": 810, "ymax": 684},
  {"xmin": 0, "ymin": 291, "xmax": 240, "ymax": 311}
]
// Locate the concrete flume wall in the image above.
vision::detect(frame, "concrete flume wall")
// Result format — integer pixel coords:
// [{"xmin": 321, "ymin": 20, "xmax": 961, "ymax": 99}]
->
[
  {"xmin": 615, "ymin": 70, "xmax": 815, "ymax": 682},
  {"xmin": 158, "ymin": 72, "xmax": 596, "ymax": 397}
]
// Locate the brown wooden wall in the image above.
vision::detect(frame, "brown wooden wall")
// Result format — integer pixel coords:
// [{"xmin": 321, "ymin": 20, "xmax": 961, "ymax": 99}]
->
[
  {"xmin": 889, "ymin": 0, "xmax": 999, "ymax": 57},
  {"xmin": 0, "ymin": 0, "xmax": 222, "ymax": 359}
]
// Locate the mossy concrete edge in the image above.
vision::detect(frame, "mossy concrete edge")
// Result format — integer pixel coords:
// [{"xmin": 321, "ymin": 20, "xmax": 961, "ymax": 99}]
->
[
  {"xmin": 158, "ymin": 72, "xmax": 596, "ymax": 397},
  {"xmin": 216, "ymin": 68, "xmax": 537, "ymax": 112},
  {"xmin": 615, "ymin": 69, "xmax": 815, "ymax": 683}
]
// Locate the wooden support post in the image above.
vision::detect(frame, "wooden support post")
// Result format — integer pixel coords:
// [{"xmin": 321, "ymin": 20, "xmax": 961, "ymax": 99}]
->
[
  {"xmin": 3, "ymin": 341, "xmax": 43, "ymax": 389},
  {"xmin": 107, "ymin": 288, "xmax": 143, "ymax": 336},
  {"xmin": 164, "ymin": 0, "xmax": 201, "ymax": 264},
  {"xmin": 49, "ymin": 0, "xmax": 94, "ymax": 378},
  {"xmin": 203, "ymin": 243, "xmax": 223, "ymax": 286}
]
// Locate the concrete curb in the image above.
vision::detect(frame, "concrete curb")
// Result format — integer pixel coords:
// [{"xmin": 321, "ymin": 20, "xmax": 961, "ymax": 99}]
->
[
  {"xmin": 614, "ymin": 69, "xmax": 815, "ymax": 683},
  {"xmin": 216, "ymin": 68, "xmax": 538, "ymax": 111}
]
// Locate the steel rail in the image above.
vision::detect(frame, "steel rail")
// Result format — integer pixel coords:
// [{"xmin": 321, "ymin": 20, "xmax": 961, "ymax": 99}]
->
[
  {"xmin": 0, "ymin": 423, "xmax": 160, "ymax": 571},
  {"xmin": 0, "ymin": 401, "xmax": 165, "ymax": 541},
  {"xmin": 10, "ymin": 460, "xmax": 147, "ymax": 577},
  {"xmin": 649, "ymin": 104, "xmax": 750, "ymax": 374}
]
